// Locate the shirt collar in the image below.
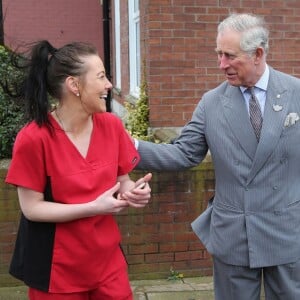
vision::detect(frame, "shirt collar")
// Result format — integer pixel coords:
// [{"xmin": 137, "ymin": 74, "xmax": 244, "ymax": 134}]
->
[{"xmin": 240, "ymin": 64, "xmax": 269, "ymax": 93}]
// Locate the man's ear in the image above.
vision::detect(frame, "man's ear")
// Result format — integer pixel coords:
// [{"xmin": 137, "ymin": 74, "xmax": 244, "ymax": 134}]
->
[
  {"xmin": 254, "ymin": 47, "xmax": 264, "ymax": 64},
  {"xmin": 66, "ymin": 76, "xmax": 80, "ymax": 97}
]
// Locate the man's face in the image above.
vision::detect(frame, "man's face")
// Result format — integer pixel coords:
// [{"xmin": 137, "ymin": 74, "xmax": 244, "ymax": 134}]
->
[{"xmin": 216, "ymin": 29, "xmax": 259, "ymax": 87}]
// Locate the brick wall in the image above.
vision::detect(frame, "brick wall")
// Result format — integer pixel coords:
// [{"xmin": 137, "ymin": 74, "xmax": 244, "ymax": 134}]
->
[
  {"xmin": 120, "ymin": 164, "xmax": 215, "ymax": 280},
  {"xmin": 2, "ymin": 0, "xmax": 104, "ymax": 57},
  {"xmin": 137, "ymin": 1, "xmax": 300, "ymax": 128},
  {"xmin": 0, "ymin": 159, "xmax": 215, "ymax": 286}
]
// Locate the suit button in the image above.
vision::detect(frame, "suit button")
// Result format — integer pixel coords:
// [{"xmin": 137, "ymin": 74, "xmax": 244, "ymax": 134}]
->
[{"xmin": 280, "ymin": 157, "xmax": 287, "ymax": 164}]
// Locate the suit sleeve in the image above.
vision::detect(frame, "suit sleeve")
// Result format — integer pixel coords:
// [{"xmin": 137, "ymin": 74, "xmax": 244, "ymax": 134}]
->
[{"xmin": 137, "ymin": 100, "xmax": 208, "ymax": 171}]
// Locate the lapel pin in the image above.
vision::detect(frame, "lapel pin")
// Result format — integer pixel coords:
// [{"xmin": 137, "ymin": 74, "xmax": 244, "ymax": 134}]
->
[
  {"xmin": 276, "ymin": 94, "xmax": 281, "ymax": 99},
  {"xmin": 273, "ymin": 104, "xmax": 283, "ymax": 112}
]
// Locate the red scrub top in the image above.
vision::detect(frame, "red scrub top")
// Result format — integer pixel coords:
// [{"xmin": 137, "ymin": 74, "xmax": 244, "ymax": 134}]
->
[{"xmin": 5, "ymin": 112, "xmax": 140, "ymax": 293}]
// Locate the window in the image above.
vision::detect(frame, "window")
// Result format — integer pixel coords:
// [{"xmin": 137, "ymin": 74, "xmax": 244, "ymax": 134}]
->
[{"xmin": 128, "ymin": 0, "xmax": 140, "ymax": 97}]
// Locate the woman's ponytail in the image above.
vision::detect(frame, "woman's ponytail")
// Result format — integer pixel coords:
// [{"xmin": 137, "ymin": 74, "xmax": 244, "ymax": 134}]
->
[{"xmin": 24, "ymin": 40, "xmax": 57, "ymax": 126}]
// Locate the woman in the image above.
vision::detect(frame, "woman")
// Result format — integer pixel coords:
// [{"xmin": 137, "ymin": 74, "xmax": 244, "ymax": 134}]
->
[{"xmin": 5, "ymin": 40, "xmax": 152, "ymax": 300}]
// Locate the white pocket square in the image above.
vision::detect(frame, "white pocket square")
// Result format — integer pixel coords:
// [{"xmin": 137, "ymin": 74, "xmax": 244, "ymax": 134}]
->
[{"xmin": 284, "ymin": 112, "xmax": 300, "ymax": 127}]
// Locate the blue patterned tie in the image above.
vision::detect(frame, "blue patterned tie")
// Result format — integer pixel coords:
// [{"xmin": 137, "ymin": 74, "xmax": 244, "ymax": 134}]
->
[{"xmin": 248, "ymin": 87, "xmax": 262, "ymax": 140}]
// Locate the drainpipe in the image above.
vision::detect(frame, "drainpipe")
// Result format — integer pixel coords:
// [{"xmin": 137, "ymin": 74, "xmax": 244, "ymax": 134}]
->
[{"xmin": 102, "ymin": 0, "xmax": 111, "ymax": 112}]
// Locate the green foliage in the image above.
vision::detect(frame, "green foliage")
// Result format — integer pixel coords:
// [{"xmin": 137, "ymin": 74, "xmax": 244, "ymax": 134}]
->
[
  {"xmin": 124, "ymin": 60, "xmax": 153, "ymax": 141},
  {"xmin": 124, "ymin": 77, "xmax": 151, "ymax": 141},
  {"xmin": 167, "ymin": 266, "xmax": 184, "ymax": 281},
  {"xmin": 0, "ymin": 46, "xmax": 25, "ymax": 158}
]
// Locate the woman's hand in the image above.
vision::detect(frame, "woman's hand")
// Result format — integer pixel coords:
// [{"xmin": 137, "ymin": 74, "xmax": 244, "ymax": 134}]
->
[
  {"xmin": 92, "ymin": 182, "xmax": 129, "ymax": 214},
  {"xmin": 120, "ymin": 173, "xmax": 152, "ymax": 208}
]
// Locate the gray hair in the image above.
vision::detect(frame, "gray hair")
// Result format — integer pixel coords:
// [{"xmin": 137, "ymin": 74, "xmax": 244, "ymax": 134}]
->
[{"xmin": 218, "ymin": 13, "xmax": 269, "ymax": 55}]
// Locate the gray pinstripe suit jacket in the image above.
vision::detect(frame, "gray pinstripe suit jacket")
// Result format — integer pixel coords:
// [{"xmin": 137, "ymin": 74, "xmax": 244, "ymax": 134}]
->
[{"xmin": 137, "ymin": 67, "xmax": 300, "ymax": 268}]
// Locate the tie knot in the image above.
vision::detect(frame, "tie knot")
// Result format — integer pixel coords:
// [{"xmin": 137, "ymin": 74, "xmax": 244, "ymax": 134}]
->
[{"xmin": 246, "ymin": 87, "xmax": 256, "ymax": 97}]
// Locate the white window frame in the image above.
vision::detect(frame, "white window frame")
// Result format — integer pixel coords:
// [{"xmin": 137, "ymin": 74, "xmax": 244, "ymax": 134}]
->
[
  {"xmin": 114, "ymin": 0, "xmax": 121, "ymax": 89},
  {"xmin": 128, "ymin": 0, "xmax": 140, "ymax": 97}
]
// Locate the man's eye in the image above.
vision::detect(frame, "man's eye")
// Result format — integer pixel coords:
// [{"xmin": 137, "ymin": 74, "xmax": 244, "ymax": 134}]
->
[
  {"xmin": 227, "ymin": 54, "xmax": 236, "ymax": 60},
  {"xmin": 217, "ymin": 52, "xmax": 236, "ymax": 60}
]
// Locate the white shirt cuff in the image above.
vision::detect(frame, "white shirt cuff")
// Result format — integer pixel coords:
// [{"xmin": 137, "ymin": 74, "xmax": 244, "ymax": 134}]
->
[{"xmin": 134, "ymin": 138, "xmax": 139, "ymax": 149}]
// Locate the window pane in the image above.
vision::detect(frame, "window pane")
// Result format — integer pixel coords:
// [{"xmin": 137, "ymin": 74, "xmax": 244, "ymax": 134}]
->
[
  {"xmin": 128, "ymin": 0, "xmax": 140, "ymax": 96},
  {"xmin": 134, "ymin": 0, "xmax": 139, "ymax": 12},
  {"xmin": 136, "ymin": 21, "xmax": 140, "ymax": 87}
]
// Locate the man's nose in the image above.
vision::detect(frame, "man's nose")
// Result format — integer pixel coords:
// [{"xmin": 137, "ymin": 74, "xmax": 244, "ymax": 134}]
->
[{"xmin": 218, "ymin": 55, "xmax": 229, "ymax": 70}]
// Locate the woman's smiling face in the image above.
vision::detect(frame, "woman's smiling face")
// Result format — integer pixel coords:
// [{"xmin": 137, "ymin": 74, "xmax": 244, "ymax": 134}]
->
[{"xmin": 78, "ymin": 55, "xmax": 112, "ymax": 113}]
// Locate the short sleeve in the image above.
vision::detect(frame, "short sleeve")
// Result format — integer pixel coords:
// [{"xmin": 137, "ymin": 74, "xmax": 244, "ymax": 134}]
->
[
  {"xmin": 5, "ymin": 126, "xmax": 47, "ymax": 192},
  {"xmin": 93, "ymin": 113, "xmax": 140, "ymax": 176},
  {"xmin": 117, "ymin": 126, "xmax": 140, "ymax": 176}
]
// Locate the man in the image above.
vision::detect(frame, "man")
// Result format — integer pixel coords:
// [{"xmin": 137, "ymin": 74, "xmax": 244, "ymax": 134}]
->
[{"xmin": 136, "ymin": 13, "xmax": 300, "ymax": 300}]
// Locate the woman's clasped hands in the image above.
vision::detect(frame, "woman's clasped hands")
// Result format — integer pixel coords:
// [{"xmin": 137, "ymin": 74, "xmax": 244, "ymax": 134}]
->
[
  {"xmin": 92, "ymin": 173, "xmax": 152, "ymax": 214},
  {"xmin": 120, "ymin": 172, "xmax": 152, "ymax": 208}
]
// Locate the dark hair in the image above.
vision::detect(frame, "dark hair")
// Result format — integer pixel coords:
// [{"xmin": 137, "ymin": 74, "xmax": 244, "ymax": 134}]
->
[{"xmin": 7, "ymin": 40, "xmax": 98, "ymax": 126}]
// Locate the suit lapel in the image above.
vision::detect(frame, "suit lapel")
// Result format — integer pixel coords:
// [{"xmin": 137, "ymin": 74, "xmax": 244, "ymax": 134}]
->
[
  {"xmin": 247, "ymin": 70, "xmax": 290, "ymax": 183},
  {"xmin": 222, "ymin": 85, "xmax": 258, "ymax": 160},
  {"xmin": 221, "ymin": 68, "xmax": 291, "ymax": 184}
]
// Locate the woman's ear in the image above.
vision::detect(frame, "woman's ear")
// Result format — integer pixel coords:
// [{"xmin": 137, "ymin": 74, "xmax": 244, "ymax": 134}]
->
[{"xmin": 65, "ymin": 76, "xmax": 80, "ymax": 97}]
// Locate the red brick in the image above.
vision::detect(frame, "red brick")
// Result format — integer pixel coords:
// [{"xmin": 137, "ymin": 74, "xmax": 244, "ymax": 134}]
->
[
  {"xmin": 145, "ymin": 252, "xmax": 174, "ymax": 263},
  {"xmin": 128, "ymin": 243, "xmax": 159, "ymax": 255},
  {"xmin": 175, "ymin": 251, "xmax": 203, "ymax": 261}
]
